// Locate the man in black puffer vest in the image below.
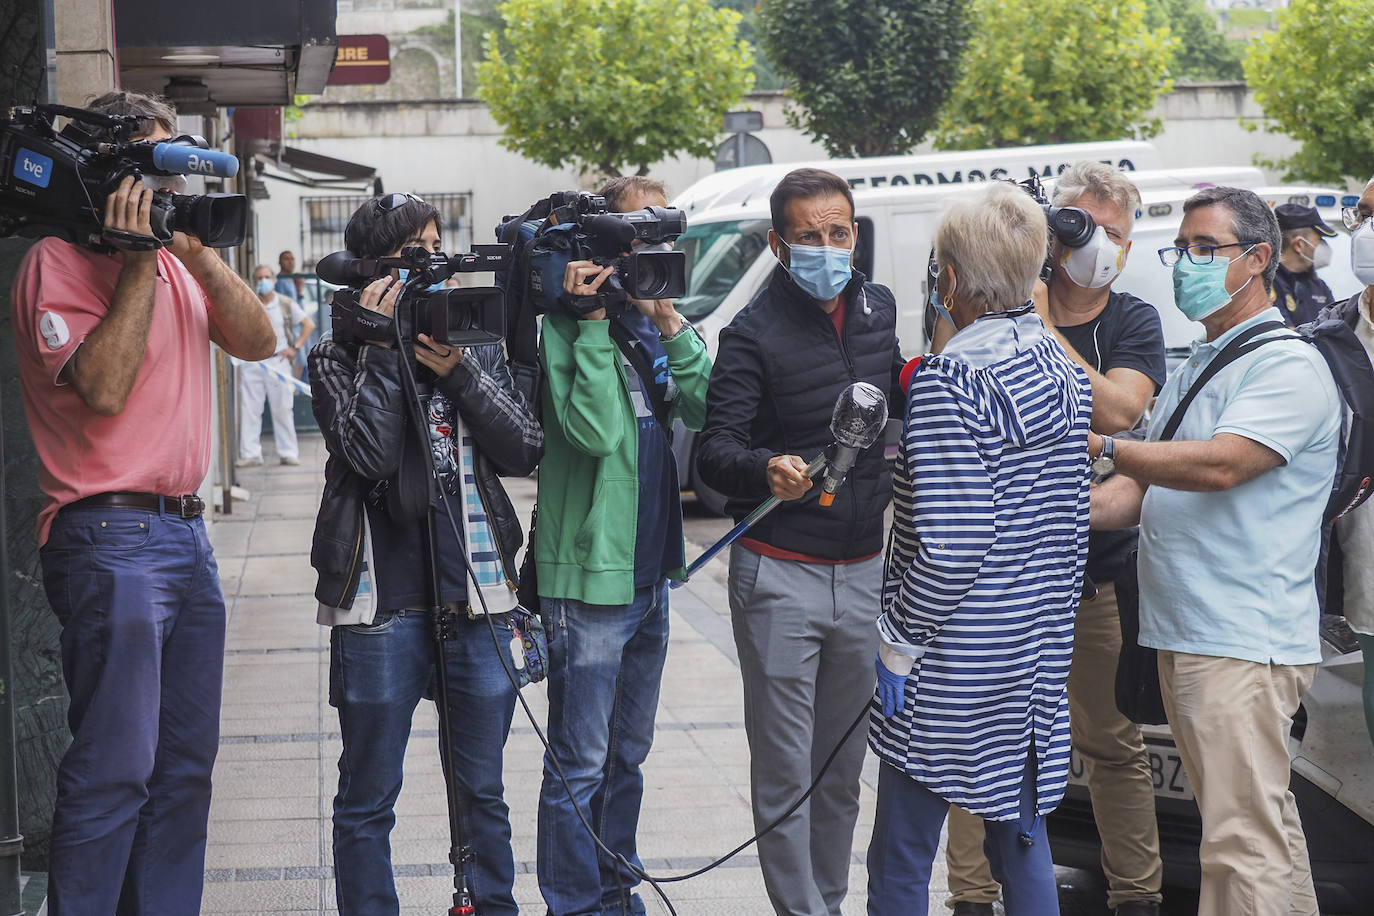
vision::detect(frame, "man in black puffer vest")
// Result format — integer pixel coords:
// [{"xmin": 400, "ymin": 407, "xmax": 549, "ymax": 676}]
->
[{"xmin": 696, "ymin": 168, "xmax": 905, "ymax": 916}]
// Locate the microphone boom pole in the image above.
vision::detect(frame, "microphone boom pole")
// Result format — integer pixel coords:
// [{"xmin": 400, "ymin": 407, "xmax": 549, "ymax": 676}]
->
[{"xmin": 672, "ymin": 451, "xmax": 828, "ymax": 587}]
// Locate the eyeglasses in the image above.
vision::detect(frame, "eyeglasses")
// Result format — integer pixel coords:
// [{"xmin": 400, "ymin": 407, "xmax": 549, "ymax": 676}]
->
[
  {"xmin": 928, "ymin": 259, "xmax": 941, "ymax": 279},
  {"xmin": 374, "ymin": 192, "xmax": 424, "ymax": 213},
  {"xmin": 1156, "ymin": 241, "xmax": 1259, "ymax": 267},
  {"xmin": 1343, "ymin": 206, "xmax": 1370, "ymax": 231}
]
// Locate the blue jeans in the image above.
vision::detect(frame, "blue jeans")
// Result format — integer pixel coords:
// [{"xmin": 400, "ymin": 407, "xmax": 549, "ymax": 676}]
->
[
  {"xmin": 330, "ymin": 608, "xmax": 520, "ymax": 916},
  {"xmin": 867, "ymin": 755, "xmax": 1059, "ymax": 916},
  {"xmin": 39, "ymin": 505, "xmax": 225, "ymax": 916},
  {"xmin": 537, "ymin": 582, "xmax": 671, "ymax": 916}
]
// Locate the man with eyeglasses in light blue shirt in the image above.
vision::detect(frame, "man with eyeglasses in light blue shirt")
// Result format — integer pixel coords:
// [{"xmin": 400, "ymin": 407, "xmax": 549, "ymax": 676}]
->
[{"xmin": 1088, "ymin": 186, "xmax": 1337, "ymax": 916}]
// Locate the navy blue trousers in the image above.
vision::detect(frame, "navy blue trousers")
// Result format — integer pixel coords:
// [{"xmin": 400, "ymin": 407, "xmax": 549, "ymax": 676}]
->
[
  {"xmin": 40, "ymin": 505, "xmax": 225, "ymax": 916},
  {"xmin": 867, "ymin": 756, "xmax": 1060, "ymax": 916}
]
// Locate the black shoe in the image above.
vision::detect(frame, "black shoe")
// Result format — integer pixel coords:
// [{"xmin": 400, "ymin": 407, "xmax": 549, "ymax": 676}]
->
[
  {"xmin": 1114, "ymin": 903, "xmax": 1160, "ymax": 916},
  {"xmin": 951, "ymin": 904, "xmax": 997, "ymax": 916}
]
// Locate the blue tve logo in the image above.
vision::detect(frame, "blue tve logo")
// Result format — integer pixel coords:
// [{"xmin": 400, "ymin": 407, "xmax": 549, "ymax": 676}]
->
[{"xmin": 14, "ymin": 148, "xmax": 53, "ymax": 188}]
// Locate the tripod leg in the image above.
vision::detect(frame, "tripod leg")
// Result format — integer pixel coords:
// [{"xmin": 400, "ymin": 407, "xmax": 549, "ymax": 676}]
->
[{"xmin": 423, "ymin": 514, "xmax": 478, "ymax": 916}]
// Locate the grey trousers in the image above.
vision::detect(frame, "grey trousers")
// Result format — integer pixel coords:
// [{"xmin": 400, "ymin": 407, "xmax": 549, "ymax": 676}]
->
[{"xmin": 728, "ymin": 545, "xmax": 881, "ymax": 916}]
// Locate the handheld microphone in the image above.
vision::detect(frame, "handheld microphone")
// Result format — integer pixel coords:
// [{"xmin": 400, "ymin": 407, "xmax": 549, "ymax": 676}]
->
[
  {"xmin": 819, "ymin": 381, "xmax": 888, "ymax": 508},
  {"xmin": 150, "ymin": 141, "xmax": 239, "ymax": 179}
]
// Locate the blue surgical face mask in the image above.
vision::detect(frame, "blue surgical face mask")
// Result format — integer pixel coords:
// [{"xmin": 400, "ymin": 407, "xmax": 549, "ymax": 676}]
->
[
  {"xmin": 1172, "ymin": 248, "xmax": 1254, "ymax": 322},
  {"xmin": 255, "ymin": 277, "xmax": 274, "ymax": 296},
  {"xmin": 778, "ymin": 239, "xmax": 852, "ymax": 301},
  {"xmin": 928, "ymin": 283, "xmax": 953, "ymax": 326}
]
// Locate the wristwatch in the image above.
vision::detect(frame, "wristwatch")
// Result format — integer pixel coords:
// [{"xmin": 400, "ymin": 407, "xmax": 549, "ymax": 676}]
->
[
  {"xmin": 659, "ymin": 316, "xmax": 693, "ymax": 342},
  {"xmin": 1090, "ymin": 435, "xmax": 1116, "ymax": 480}
]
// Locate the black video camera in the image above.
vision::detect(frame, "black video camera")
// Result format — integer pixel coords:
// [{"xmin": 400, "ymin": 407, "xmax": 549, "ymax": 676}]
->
[
  {"xmin": 0, "ymin": 103, "xmax": 248, "ymax": 251},
  {"xmin": 1018, "ymin": 174, "xmax": 1097, "ymax": 250},
  {"xmin": 507, "ymin": 190, "xmax": 688, "ymax": 318},
  {"xmin": 319, "ymin": 243, "xmax": 512, "ymax": 350}
]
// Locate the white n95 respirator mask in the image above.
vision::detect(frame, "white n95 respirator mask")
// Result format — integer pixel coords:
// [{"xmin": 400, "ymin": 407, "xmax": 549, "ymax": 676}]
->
[
  {"xmin": 1351, "ymin": 220, "xmax": 1374, "ymax": 288},
  {"xmin": 1059, "ymin": 226, "xmax": 1124, "ymax": 289}
]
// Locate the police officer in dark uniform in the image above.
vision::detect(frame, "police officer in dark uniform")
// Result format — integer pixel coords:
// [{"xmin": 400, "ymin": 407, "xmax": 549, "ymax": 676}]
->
[{"xmin": 1272, "ymin": 202, "xmax": 1337, "ymax": 327}]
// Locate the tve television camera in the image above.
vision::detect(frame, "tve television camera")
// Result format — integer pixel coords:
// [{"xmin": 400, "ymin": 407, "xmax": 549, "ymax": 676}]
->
[
  {"xmin": 0, "ymin": 103, "xmax": 247, "ymax": 251},
  {"xmin": 319, "ymin": 243, "xmax": 513, "ymax": 350}
]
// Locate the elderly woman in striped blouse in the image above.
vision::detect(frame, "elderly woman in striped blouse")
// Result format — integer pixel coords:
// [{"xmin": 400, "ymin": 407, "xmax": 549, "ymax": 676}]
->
[{"xmin": 866, "ymin": 182, "xmax": 1092, "ymax": 916}]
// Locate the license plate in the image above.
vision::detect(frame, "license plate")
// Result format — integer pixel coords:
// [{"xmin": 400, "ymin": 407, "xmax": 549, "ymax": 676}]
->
[{"xmin": 1067, "ymin": 740, "xmax": 1194, "ymax": 801}]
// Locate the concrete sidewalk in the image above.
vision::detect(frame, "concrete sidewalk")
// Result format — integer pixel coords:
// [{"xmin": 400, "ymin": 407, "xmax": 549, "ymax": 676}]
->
[{"xmin": 205, "ymin": 432, "xmax": 950, "ymax": 915}]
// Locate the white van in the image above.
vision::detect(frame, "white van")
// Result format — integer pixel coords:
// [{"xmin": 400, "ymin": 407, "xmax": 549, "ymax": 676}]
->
[
  {"xmin": 675, "ymin": 141, "xmax": 1165, "ymax": 361},
  {"xmin": 673, "ymin": 141, "xmax": 1162, "ymax": 215}
]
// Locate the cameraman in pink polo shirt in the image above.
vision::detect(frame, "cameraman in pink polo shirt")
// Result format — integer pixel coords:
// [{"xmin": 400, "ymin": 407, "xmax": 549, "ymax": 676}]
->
[{"xmin": 8, "ymin": 90, "xmax": 273, "ymax": 915}]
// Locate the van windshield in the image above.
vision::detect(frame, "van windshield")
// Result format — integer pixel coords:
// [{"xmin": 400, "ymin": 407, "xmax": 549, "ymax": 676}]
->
[{"xmin": 675, "ymin": 218, "xmax": 771, "ymax": 321}]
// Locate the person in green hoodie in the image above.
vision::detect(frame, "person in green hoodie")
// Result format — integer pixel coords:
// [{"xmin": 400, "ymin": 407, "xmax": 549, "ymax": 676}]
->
[{"xmin": 533, "ymin": 175, "xmax": 712, "ymax": 916}]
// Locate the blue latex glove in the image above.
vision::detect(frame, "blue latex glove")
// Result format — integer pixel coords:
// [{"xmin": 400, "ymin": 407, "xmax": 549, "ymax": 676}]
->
[{"xmin": 875, "ymin": 653, "xmax": 909, "ymax": 719}]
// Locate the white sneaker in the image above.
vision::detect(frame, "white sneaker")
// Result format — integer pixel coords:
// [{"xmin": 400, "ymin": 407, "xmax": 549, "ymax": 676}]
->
[
  {"xmin": 235, "ymin": 456, "xmax": 264, "ymax": 468},
  {"xmin": 280, "ymin": 456, "xmax": 300, "ymax": 466}
]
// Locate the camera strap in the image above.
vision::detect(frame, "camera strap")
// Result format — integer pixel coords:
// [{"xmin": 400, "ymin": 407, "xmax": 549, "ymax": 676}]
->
[{"xmin": 608, "ymin": 320, "xmax": 673, "ymax": 433}]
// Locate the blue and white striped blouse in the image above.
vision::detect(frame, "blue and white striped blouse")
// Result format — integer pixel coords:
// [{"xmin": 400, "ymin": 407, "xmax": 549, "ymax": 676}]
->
[{"xmin": 871, "ymin": 308, "xmax": 1091, "ymax": 821}]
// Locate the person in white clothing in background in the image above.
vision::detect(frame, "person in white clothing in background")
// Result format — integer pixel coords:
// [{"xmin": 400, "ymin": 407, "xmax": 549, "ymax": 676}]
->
[{"xmin": 237, "ymin": 264, "xmax": 314, "ymax": 466}]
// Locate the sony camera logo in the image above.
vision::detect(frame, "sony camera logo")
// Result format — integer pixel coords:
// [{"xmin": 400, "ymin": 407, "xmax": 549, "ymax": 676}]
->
[
  {"xmin": 14, "ymin": 148, "xmax": 53, "ymax": 189},
  {"xmin": 846, "ymin": 158, "xmax": 1138, "ymax": 190}
]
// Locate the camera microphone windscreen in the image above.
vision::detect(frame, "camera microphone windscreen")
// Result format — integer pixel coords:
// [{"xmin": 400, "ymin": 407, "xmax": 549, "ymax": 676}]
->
[
  {"xmin": 151, "ymin": 142, "xmax": 239, "ymax": 179},
  {"xmin": 316, "ymin": 250, "xmax": 384, "ymax": 286},
  {"xmin": 819, "ymin": 381, "xmax": 889, "ymax": 508},
  {"xmin": 582, "ymin": 213, "xmax": 636, "ymax": 251}
]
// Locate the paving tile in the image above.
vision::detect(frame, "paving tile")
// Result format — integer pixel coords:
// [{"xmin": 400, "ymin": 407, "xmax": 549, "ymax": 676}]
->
[
  {"xmin": 199, "ymin": 877, "xmax": 322, "ymax": 912},
  {"xmin": 239, "ymin": 553, "xmax": 315, "ymax": 596},
  {"xmin": 208, "ymin": 816, "xmax": 318, "ymax": 849},
  {"xmin": 210, "ymin": 520, "xmax": 254, "ymax": 558},
  {"xmin": 248, "ymin": 518, "xmax": 322, "ymax": 556}
]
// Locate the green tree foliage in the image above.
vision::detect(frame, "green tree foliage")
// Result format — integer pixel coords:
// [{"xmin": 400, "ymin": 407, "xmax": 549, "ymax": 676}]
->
[
  {"xmin": 756, "ymin": 0, "xmax": 972, "ymax": 158},
  {"xmin": 476, "ymin": 0, "xmax": 754, "ymax": 177},
  {"xmin": 414, "ymin": 8, "xmax": 508, "ymax": 95},
  {"xmin": 1245, "ymin": 0, "xmax": 1374, "ymax": 186},
  {"xmin": 1143, "ymin": 0, "xmax": 1243, "ymax": 81},
  {"xmin": 713, "ymin": 0, "xmax": 785, "ymax": 90},
  {"xmin": 935, "ymin": 0, "xmax": 1177, "ymax": 149}
]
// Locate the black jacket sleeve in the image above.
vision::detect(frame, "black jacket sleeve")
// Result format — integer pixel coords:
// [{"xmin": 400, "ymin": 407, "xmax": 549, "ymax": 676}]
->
[
  {"xmin": 889, "ymin": 336, "xmax": 908, "ymax": 411},
  {"xmin": 436, "ymin": 343, "xmax": 544, "ymax": 477},
  {"xmin": 695, "ymin": 324, "xmax": 777, "ymax": 501},
  {"xmin": 309, "ymin": 338, "xmax": 408, "ymax": 481}
]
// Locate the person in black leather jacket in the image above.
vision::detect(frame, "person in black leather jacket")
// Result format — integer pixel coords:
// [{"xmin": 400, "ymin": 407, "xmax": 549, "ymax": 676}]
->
[{"xmin": 307, "ymin": 194, "xmax": 542, "ymax": 916}]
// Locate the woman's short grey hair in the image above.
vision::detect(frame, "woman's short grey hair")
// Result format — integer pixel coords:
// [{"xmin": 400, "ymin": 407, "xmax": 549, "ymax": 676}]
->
[
  {"xmin": 1052, "ymin": 161, "xmax": 1142, "ymax": 233},
  {"xmin": 1182, "ymin": 186, "xmax": 1281, "ymax": 289},
  {"xmin": 936, "ymin": 183, "xmax": 1047, "ymax": 316}
]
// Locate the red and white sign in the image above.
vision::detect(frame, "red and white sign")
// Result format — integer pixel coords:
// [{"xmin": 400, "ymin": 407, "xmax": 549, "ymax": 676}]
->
[{"xmin": 327, "ymin": 35, "xmax": 391, "ymax": 86}]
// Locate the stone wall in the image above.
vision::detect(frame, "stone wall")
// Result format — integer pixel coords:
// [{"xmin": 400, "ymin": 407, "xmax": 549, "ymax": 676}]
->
[{"xmin": 0, "ymin": 0, "xmax": 65, "ymax": 870}]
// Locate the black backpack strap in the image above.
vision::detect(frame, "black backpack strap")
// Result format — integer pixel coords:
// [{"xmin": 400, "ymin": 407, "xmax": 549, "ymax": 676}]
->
[
  {"xmin": 1157, "ymin": 321, "xmax": 1293, "ymax": 442},
  {"xmin": 498, "ymin": 199, "xmax": 561, "ymax": 402},
  {"xmin": 607, "ymin": 319, "xmax": 672, "ymax": 430}
]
